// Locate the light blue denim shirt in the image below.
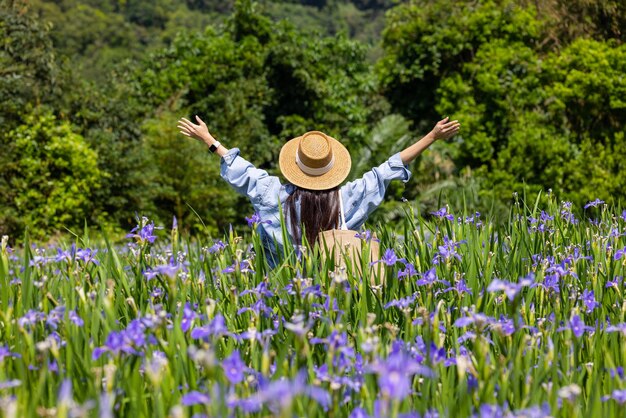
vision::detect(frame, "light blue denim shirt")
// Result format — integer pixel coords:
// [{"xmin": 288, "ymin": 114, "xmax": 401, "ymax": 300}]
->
[{"xmin": 220, "ymin": 147, "xmax": 412, "ymax": 267}]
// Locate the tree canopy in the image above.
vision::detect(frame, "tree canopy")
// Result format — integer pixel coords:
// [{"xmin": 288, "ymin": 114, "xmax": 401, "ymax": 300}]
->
[{"xmin": 1, "ymin": 0, "xmax": 624, "ymax": 239}]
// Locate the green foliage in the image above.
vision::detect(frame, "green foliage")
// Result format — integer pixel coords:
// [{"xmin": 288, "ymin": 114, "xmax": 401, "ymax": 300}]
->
[
  {"xmin": 1, "ymin": 197, "xmax": 626, "ymax": 415},
  {"xmin": 380, "ymin": 0, "xmax": 626, "ymax": 208},
  {"xmin": 379, "ymin": 0, "xmax": 541, "ymax": 125},
  {"xmin": 142, "ymin": 111, "xmax": 239, "ymax": 235},
  {"xmin": 0, "ymin": 0, "xmax": 58, "ymax": 127},
  {"xmin": 3, "ymin": 0, "xmax": 626, "ymax": 238},
  {"xmin": 1, "ymin": 111, "xmax": 103, "ymax": 237}
]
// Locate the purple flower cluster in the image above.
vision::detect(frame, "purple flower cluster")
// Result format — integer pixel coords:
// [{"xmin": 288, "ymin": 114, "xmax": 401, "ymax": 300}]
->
[
  {"xmin": 487, "ymin": 273, "xmax": 535, "ymax": 301},
  {"xmin": 366, "ymin": 341, "xmax": 433, "ymax": 400},
  {"xmin": 557, "ymin": 315, "xmax": 594, "ymax": 338},
  {"xmin": 431, "ymin": 207, "xmax": 454, "ymax": 221},
  {"xmin": 584, "ymin": 198, "xmax": 604, "ymax": 209},
  {"xmin": 190, "ymin": 314, "xmax": 231, "ymax": 340},
  {"xmin": 92, "ymin": 318, "xmax": 157, "ymax": 360},
  {"xmin": 433, "ymin": 236, "xmax": 465, "ymax": 265},
  {"xmin": 126, "ymin": 217, "xmax": 161, "ymax": 244},
  {"xmin": 233, "ymin": 371, "xmax": 330, "ymax": 414},
  {"xmin": 245, "ymin": 212, "xmax": 273, "ymax": 228}
]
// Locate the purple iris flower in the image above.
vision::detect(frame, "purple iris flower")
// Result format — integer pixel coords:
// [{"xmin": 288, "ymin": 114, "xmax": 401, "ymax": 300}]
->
[
  {"xmin": 560, "ymin": 202, "xmax": 579, "ymax": 224},
  {"xmin": 606, "ymin": 276, "xmax": 623, "ymax": 288},
  {"xmin": 367, "ymin": 344, "xmax": 433, "ymax": 401},
  {"xmin": 541, "ymin": 274, "xmax": 560, "ymax": 293},
  {"xmin": 126, "ymin": 218, "xmax": 160, "ymax": 244},
  {"xmin": 539, "ymin": 211, "xmax": 554, "ymax": 222},
  {"xmin": 180, "ymin": 303, "xmax": 198, "ymax": 333},
  {"xmin": 477, "ymin": 404, "xmax": 505, "ymax": 418},
  {"xmin": 245, "ymin": 212, "xmax": 272, "ymax": 228},
  {"xmin": 238, "ymin": 329, "xmax": 277, "ymax": 344},
  {"xmin": 612, "ymin": 390, "xmax": 626, "ymax": 404},
  {"xmin": 29, "ymin": 255, "xmax": 50, "ymax": 267},
  {"xmin": 181, "ymin": 391, "xmax": 210, "ymax": 406},
  {"xmin": 349, "ymin": 407, "xmax": 369, "ymax": 418},
  {"xmin": 487, "ymin": 273, "xmax": 535, "ymax": 301},
  {"xmin": 416, "ymin": 268, "xmax": 441, "ymax": 286},
  {"xmin": 615, "ymin": 247, "xmax": 626, "ymax": 260},
  {"xmin": 0, "ymin": 345, "xmax": 19, "ymax": 361},
  {"xmin": 69, "ymin": 310, "xmax": 84, "ymax": 327},
  {"xmin": 19, "ymin": 309, "xmax": 46, "ymax": 328},
  {"xmin": 208, "ymin": 240, "xmax": 227, "ymax": 254},
  {"xmin": 464, "ymin": 212, "xmax": 482, "ymax": 226},
  {"xmin": 433, "ymin": 236, "xmax": 465, "ymax": 265},
  {"xmin": 222, "ymin": 260, "xmax": 255, "ymax": 274},
  {"xmin": 92, "ymin": 331, "xmax": 134, "ymax": 360},
  {"xmin": 371, "ymin": 248, "xmax": 403, "ymax": 266},
  {"xmin": 584, "ymin": 199, "xmax": 604, "ymax": 209},
  {"xmin": 397, "ymin": 262, "xmax": 418, "ymax": 279},
  {"xmin": 431, "ymin": 207, "xmax": 454, "ymax": 221},
  {"xmin": 443, "ymin": 279, "xmax": 472, "ymax": 295},
  {"xmin": 429, "ymin": 343, "xmax": 446, "ymax": 365},
  {"xmin": 221, "ymin": 264, "xmax": 236, "ymax": 274},
  {"xmin": 606, "ymin": 323, "xmax": 626, "ymax": 336},
  {"xmin": 621, "ymin": 210, "xmax": 626, "ymax": 222},
  {"xmin": 55, "ymin": 245, "xmax": 76, "ymax": 263},
  {"xmin": 492, "ymin": 315, "xmax": 515, "ymax": 336},
  {"xmin": 46, "ymin": 306, "xmax": 66, "ymax": 330},
  {"xmin": 384, "ymin": 293, "xmax": 417, "ymax": 310},
  {"xmin": 283, "ymin": 314, "xmax": 314, "ymax": 336},
  {"xmin": 609, "ymin": 367, "xmax": 624, "ymax": 379},
  {"xmin": 235, "ymin": 371, "xmax": 330, "ymax": 413},
  {"xmin": 155, "ymin": 261, "xmax": 180, "ymax": 278},
  {"xmin": 510, "ymin": 403, "xmax": 551, "ymax": 417},
  {"xmin": 76, "ymin": 248, "xmax": 99, "ymax": 265},
  {"xmin": 564, "ymin": 247, "xmax": 593, "ymax": 264},
  {"xmin": 581, "ymin": 289, "xmax": 599, "ymax": 313},
  {"xmin": 237, "ymin": 299, "xmax": 273, "ymax": 317},
  {"xmin": 310, "ymin": 330, "xmax": 355, "ymax": 359},
  {"xmin": 58, "ymin": 379, "xmax": 72, "ymax": 405},
  {"xmin": 0, "ymin": 380, "xmax": 22, "ymax": 389},
  {"xmin": 190, "ymin": 314, "xmax": 230, "ymax": 340},
  {"xmin": 557, "ymin": 315, "xmax": 593, "ymax": 338},
  {"xmin": 239, "ymin": 281, "xmax": 274, "ymax": 298},
  {"xmin": 222, "ymin": 350, "xmax": 245, "ymax": 384},
  {"xmin": 602, "ymin": 389, "xmax": 626, "ymax": 404},
  {"xmin": 454, "ymin": 312, "xmax": 494, "ymax": 329},
  {"xmin": 355, "ymin": 230, "xmax": 379, "ymax": 242}
]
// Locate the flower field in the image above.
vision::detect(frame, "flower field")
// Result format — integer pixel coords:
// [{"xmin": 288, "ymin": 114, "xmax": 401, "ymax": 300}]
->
[{"xmin": 1, "ymin": 196, "xmax": 626, "ymax": 417}]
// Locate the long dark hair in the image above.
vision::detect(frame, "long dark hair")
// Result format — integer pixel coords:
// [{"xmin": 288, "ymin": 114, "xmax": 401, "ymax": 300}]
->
[{"xmin": 285, "ymin": 186, "xmax": 340, "ymax": 247}]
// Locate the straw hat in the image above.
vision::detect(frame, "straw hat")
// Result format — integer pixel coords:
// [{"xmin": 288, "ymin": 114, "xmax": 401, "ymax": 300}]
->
[{"xmin": 279, "ymin": 131, "xmax": 351, "ymax": 190}]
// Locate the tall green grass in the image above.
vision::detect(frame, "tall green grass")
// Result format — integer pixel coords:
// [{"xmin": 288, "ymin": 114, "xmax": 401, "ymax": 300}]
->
[{"xmin": 0, "ymin": 194, "xmax": 624, "ymax": 417}]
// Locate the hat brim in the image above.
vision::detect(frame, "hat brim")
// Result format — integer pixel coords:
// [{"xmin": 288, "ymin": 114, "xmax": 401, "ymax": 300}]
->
[{"xmin": 279, "ymin": 134, "xmax": 351, "ymax": 191}]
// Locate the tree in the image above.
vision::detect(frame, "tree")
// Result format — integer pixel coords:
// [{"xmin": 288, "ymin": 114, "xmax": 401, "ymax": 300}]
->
[{"xmin": 1, "ymin": 111, "xmax": 103, "ymax": 237}]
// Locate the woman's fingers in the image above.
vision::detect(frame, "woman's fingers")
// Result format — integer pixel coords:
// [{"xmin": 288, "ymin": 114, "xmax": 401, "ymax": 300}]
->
[
  {"xmin": 180, "ymin": 117, "xmax": 198, "ymax": 130},
  {"xmin": 195, "ymin": 115, "xmax": 206, "ymax": 126},
  {"xmin": 177, "ymin": 123, "xmax": 192, "ymax": 133},
  {"xmin": 443, "ymin": 122, "xmax": 460, "ymax": 131}
]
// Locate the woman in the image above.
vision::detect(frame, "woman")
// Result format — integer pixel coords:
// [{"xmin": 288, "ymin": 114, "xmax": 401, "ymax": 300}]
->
[{"xmin": 177, "ymin": 116, "xmax": 460, "ymax": 267}]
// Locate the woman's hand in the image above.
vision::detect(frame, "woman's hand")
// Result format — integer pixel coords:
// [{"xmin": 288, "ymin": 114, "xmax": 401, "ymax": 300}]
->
[
  {"xmin": 177, "ymin": 115, "xmax": 216, "ymax": 147},
  {"xmin": 430, "ymin": 117, "xmax": 460, "ymax": 141}
]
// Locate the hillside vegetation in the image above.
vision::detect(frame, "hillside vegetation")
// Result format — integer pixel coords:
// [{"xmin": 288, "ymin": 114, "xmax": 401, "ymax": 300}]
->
[{"xmin": 1, "ymin": 0, "xmax": 624, "ymax": 238}]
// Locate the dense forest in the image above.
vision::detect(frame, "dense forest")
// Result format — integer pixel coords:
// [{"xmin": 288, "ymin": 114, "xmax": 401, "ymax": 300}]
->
[{"xmin": 1, "ymin": 0, "xmax": 625, "ymax": 238}]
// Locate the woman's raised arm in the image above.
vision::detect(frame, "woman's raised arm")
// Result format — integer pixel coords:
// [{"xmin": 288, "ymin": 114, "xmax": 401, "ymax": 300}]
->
[
  {"xmin": 177, "ymin": 116, "xmax": 281, "ymax": 210},
  {"xmin": 177, "ymin": 115, "xmax": 228, "ymax": 157},
  {"xmin": 399, "ymin": 117, "xmax": 460, "ymax": 165}
]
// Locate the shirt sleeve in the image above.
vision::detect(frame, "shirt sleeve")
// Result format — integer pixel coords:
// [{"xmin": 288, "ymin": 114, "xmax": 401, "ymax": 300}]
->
[
  {"xmin": 220, "ymin": 148, "xmax": 282, "ymax": 210},
  {"xmin": 340, "ymin": 152, "xmax": 411, "ymax": 229}
]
